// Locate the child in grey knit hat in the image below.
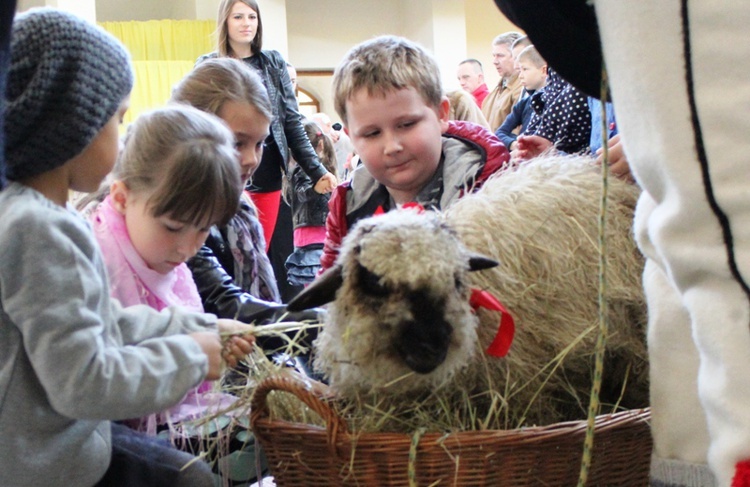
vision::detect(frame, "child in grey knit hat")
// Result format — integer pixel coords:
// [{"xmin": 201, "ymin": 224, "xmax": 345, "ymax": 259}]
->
[
  {"xmin": 0, "ymin": 0, "xmax": 16, "ymax": 188},
  {"xmin": 0, "ymin": 8, "xmax": 255, "ymax": 487}
]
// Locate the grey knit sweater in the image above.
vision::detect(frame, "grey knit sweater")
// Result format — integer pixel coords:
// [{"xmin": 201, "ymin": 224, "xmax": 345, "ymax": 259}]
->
[{"xmin": 0, "ymin": 183, "xmax": 215, "ymax": 486}]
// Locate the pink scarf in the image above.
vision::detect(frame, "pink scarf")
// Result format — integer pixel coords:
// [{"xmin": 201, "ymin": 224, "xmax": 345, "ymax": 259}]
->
[
  {"xmin": 92, "ymin": 195, "xmax": 203, "ymax": 313},
  {"xmin": 91, "ymin": 196, "xmax": 236, "ymax": 433}
]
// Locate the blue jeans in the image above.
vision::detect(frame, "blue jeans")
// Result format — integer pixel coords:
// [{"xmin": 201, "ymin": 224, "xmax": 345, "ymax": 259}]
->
[{"xmin": 95, "ymin": 422, "xmax": 215, "ymax": 487}]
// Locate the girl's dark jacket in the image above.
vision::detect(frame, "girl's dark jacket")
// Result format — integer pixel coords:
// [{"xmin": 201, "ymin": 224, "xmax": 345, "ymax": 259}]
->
[{"xmin": 288, "ymin": 164, "xmax": 331, "ymax": 230}]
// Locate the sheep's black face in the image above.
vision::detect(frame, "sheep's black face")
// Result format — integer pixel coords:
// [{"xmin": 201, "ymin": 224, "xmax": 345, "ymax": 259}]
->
[
  {"xmin": 356, "ymin": 262, "xmax": 454, "ymax": 374},
  {"xmin": 394, "ymin": 288, "xmax": 453, "ymax": 374},
  {"xmin": 357, "ymin": 261, "xmax": 390, "ymax": 297}
]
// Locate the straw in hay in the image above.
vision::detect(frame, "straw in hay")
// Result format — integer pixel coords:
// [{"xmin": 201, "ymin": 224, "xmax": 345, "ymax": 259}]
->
[{"xmin": 162, "ymin": 321, "xmax": 324, "ymax": 483}]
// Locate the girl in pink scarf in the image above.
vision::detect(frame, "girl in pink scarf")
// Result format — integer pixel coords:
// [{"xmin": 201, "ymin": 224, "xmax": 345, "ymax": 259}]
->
[{"xmin": 90, "ymin": 105, "xmax": 246, "ymax": 433}]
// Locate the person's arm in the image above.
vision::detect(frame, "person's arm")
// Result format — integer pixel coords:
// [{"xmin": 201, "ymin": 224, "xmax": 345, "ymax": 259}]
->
[
  {"xmin": 511, "ymin": 134, "xmax": 555, "ymax": 161},
  {"xmin": 188, "ymin": 245, "xmax": 320, "ymax": 351},
  {"xmin": 291, "ymin": 165, "xmax": 316, "ymax": 205},
  {"xmin": 495, "ymin": 102, "xmax": 524, "ymax": 149},
  {"xmin": 271, "ymin": 53, "xmax": 333, "ymax": 192},
  {"xmin": 319, "ymin": 183, "xmax": 350, "ymax": 273},
  {"xmin": 446, "ymin": 120, "xmax": 510, "ymax": 181},
  {"xmin": 1, "ymin": 209, "xmax": 209, "ymax": 420},
  {"xmin": 595, "ymin": 134, "xmax": 634, "ymax": 184},
  {"xmin": 189, "ymin": 244, "xmax": 283, "ymax": 320}
]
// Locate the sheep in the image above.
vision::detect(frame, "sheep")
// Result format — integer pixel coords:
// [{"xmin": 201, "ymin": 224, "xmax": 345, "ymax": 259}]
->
[{"xmin": 287, "ymin": 155, "xmax": 649, "ymax": 429}]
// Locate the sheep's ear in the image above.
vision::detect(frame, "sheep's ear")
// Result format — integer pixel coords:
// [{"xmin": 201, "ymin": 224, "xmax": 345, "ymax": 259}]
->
[
  {"xmin": 468, "ymin": 253, "xmax": 499, "ymax": 272},
  {"xmin": 286, "ymin": 265, "xmax": 344, "ymax": 311}
]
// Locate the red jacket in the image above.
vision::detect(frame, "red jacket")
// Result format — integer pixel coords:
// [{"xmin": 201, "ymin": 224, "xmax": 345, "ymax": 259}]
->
[
  {"xmin": 320, "ymin": 121, "xmax": 510, "ymax": 272},
  {"xmin": 472, "ymin": 83, "xmax": 490, "ymax": 108}
]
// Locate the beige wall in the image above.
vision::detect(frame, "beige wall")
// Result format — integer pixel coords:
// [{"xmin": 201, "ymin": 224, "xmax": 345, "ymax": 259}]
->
[
  {"xmin": 285, "ymin": 0, "xmax": 414, "ymax": 120},
  {"xmin": 286, "ymin": 0, "xmax": 403, "ymax": 68},
  {"xmin": 16, "ymin": 0, "xmax": 47, "ymax": 11},
  {"xmin": 464, "ymin": 0, "xmax": 522, "ymax": 92},
  {"xmin": 275, "ymin": 0, "xmax": 518, "ymax": 104},
  {"xmin": 17, "ymin": 0, "xmax": 219, "ymax": 21},
  {"xmin": 284, "ymin": 0, "xmax": 518, "ymax": 122}
]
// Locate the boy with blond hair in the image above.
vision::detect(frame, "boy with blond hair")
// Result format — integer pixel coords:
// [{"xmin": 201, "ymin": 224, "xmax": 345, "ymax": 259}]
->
[
  {"xmin": 495, "ymin": 45, "xmax": 548, "ymax": 150},
  {"xmin": 320, "ymin": 35, "xmax": 510, "ymax": 271}
]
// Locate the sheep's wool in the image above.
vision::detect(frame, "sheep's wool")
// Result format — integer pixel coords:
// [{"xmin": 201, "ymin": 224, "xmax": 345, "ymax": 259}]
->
[
  {"xmin": 315, "ymin": 209, "xmax": 480, "ymax": 397},
  {"xmin": 313, "ymin": 155, "xmax": 648, "ymax": 429}
]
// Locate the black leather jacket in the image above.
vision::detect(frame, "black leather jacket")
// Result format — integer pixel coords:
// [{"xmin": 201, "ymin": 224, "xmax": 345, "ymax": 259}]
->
[
  {"xmin": 288, "ymin": 164, "xmax": 331, "ymax": 229},
  {"xmin": 187, "ymin": 245, "xmax": 320, "ymax": 351}
]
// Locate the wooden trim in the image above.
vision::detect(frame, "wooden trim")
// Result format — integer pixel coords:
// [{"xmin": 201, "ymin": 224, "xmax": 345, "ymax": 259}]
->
[{"xmin": 296, "ymin": 69, "xmax": 334, "ymax": 77}]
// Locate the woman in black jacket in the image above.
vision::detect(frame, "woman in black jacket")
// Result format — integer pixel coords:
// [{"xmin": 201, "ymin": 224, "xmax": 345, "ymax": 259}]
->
[{"xmin": 198, "ymin": 0, "xmax": 336, "ymax": 253}]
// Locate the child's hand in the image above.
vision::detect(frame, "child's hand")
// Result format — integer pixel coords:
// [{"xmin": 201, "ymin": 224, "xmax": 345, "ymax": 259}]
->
[
  {"xmin": 217, "ymin": 319, "xmax": 256, "ymax": 368},
  {"xmin": 595, "ymin": 134, "xmax": 634, "ymax": 184},
  {"xmin": 217, "ymin": 318, "xmax": 253, "ymax": 335},
  {"xmin": 222, "ymin": 335, "xmax": 255, "ymax": 368},
  {"xmin": 511, "ymin": 135, "xmax": 554, "ymax": 162},
  {"xmin": 314, "ymin": 172, "xmax": 338, "ymax": 194},
  {"xmin": 188, "ymin": 331, "xmax": 224, "ymax": 381}
]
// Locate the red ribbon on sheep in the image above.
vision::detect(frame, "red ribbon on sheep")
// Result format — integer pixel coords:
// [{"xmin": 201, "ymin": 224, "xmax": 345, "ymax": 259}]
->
[{"xmin": 470, "ymin": 289, "xmax": 515, "ymax": 357}]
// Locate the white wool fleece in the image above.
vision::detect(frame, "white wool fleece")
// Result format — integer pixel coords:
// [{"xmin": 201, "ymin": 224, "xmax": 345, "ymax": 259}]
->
[
  {"xmin": 595, "ymin": 1, "xmax": 750, "ymax": 484},
  {"xmin": 314, "ymin": 210, "xmax": 479, "ymax": 397}
]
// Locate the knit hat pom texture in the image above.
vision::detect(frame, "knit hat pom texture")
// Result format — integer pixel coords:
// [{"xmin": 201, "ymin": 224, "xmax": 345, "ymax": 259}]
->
[{"xmin": 5, "ymin": 8, "xmax": 133, "ymax": 181}]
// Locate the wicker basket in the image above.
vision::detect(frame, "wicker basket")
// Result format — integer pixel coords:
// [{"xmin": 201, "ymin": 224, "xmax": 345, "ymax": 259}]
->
[{"xmin": 250, "ymin": 373, "xmax": 652, "ymax": 486}]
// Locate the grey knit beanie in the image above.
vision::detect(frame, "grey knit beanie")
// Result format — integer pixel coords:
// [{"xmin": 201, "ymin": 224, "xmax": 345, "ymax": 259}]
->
[{"xmin": 5, "ymin": 8, "xmax": 133, "ymax": 181}]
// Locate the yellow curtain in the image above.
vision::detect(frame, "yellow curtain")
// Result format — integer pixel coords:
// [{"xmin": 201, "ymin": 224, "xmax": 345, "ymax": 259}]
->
[
  {"xmin": 98, "ymin": 20, "xmax": 216, "ymax": 127},
  {"xmin": 99, "ymin": 20, "xmax": 215, "ymax": 61},
  {"xmin": 124, "ymin": 61, "xmax": 195, "ymax": 126}
]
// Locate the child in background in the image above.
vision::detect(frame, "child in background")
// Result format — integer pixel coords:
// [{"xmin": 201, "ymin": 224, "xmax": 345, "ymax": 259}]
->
[
  {"xmin": 495, "ymin": 45, "xmax": 548, "ymax": 151},
  {"xmin": 446, "ymin": 89, "xmax": 492, "ymax": 129},
  {"xmin": 320, "ymin": 35, "xmax": 510, "ymax": 272},
  {"xmin": 285, "ymin": 119, "xmax": 338, "ymax": 287},
  {"xmin": 88, "ymin": 105, "xmax": 244, "ymax": 433},
  {"xmin": 510, "ymin": 65, "xmax": 591, "ymax": 161},
  {"xmin": 171, "ymin": 58, "xmax": 320, "ymax": 355},
  {"xmin": 0, "ymin": 9, "xmax": 252, "ymax": 487},
  {"xmin": 172, "ymin": 58, "xmax": 281, "ymax": 308}
]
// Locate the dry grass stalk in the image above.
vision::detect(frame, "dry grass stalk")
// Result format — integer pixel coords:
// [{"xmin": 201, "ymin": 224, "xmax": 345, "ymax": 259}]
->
[
  {"xmin": 162, "ymin": 320, "xmax": 323, "ymax": 482},
  {"xmin": 267, "ymin": 160, "xmax": 645, "ymax": 437},
  {"xmin": 313, "ymin": 318, "xmax": 630, "ymax": 435}
]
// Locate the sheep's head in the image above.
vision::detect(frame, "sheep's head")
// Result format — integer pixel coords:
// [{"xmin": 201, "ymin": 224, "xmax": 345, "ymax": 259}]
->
[{"xmin": 288, "ymin": 209, "xmax": 497, "ymax": 395}]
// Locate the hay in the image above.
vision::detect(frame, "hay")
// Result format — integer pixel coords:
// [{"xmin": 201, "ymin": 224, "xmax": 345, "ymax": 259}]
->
[
  {"xmin": 162, "ymin": 320, "xmax": 323, "ymax": 486},
  {"xmin": 445, "ymin": 156, "xmax": 648, "ymax": 428},
  {"xmin": 248, "ymin": 318, "xmax": 626, "ymax": 437},
  {"xmin": 280, "ymin": 156, "xmax": 648, "ymax": 435},
  {"xmin": 315, "ymin": 319, "xmax": 612, "ymax": 434}
]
